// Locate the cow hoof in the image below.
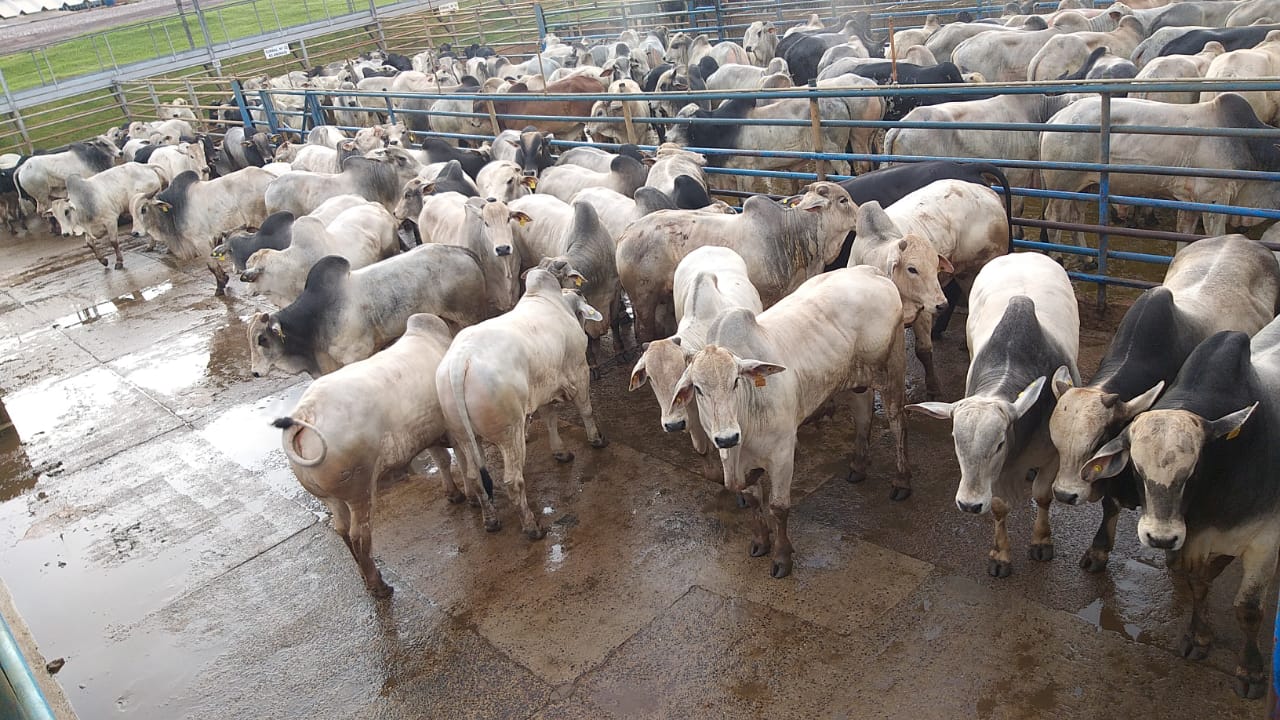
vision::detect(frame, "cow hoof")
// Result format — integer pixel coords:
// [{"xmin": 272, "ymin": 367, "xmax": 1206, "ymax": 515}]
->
[
  {"xmin": 589, "ymin": 367, "xmax": 601, "ymax": 382},
  {"xmin": 446, "ymin": 490, "xmax": 467, "ymax": 505},
  {"xmin": 553, "ymin": 451, "xmax": 575, "ymax": 463},
  {"xmin": 590, "ymin": 435, "xmax": 609, "ymax": 449},
  {"xmin": 844, "ymin": 469, "xmax": 866, "ymax": 484},
  {"xmin": 930, "ymin": 327, "xmax": 946, "ymax": 341},
  {"xmin": 1028, "ymin": 543, "xmax": 1054, "ymax": 562},
  {"xmin": 468, "ymin": 495, "xmax": 481, "ymax": 507},
  {"xmin": 735, "ymin": 493, "xmax": 750, "ymax": 509},
  {"xmin": 369, "ymin": 581, "xmax": 394, "ymax": 599},
  {"xmin": 1079, "ymin": 549, "xmax": 1109, "ymax": 573},
  {"xmin": 214, "ymin": 287, "xmax": 226, "ymax": 297},
  {"xmin": 770, "ymin": 560, "xmax": 791, "ymax": 579},
  {"xmin": 97, "ymin": 257, "xmax": 108, "ymax": 268},
  {"xmin": 484, "ymin": 519, "xmax": 502, "ymax": 533},
  {"xmin": 1179, "ymin": 634, "xmax": 1211, "ymax": 661},
  {"xmin": 889, "ymin": 485, "xmax": 912, "ymax": 502},
  {"xmin": 525, "ymin": 527, "xmax": 545, "ymax": 541},
  {"xmin": 1234, "ymin": 668, "xmax": 1266, "ymax": 700},
  {"xmin": 987, "ymin": 559, "xmax": 1012, "ymax": 578},
  {"xmin": 749, "ymin": 540, "xmax": 771, "ymax": 558},
  {"xmin": 114, "ymin": 261, "xmax": 125, "ymax": 270}
]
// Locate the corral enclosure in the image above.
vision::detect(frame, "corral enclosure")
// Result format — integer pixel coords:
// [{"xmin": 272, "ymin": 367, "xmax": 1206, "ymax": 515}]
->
[{"xmin": 0, "ymin": 0, "xmax": 1279, "ymax": 717}]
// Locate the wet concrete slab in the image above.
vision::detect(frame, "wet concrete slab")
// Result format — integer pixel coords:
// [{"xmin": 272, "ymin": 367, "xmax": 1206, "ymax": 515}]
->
[{"xmin": 0, "ymin": 428, "xmax": 316, "ymax": 716}]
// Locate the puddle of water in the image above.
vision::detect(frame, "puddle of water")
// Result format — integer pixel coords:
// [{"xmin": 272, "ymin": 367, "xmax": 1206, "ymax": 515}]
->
[
  {"xmin": 51, "ymin": 281, "xmax": 174, "ymax": 330},
  {"xmin": 199, "ymin": 385, "xmax": 307, "ymax": 472},
  {"xmin": 1076, "ymin": 597, "xmax": 1144, "ymax": 642},
  {"xmin": 113, "ymin": 332, "xmax": 211, "ymax": 396}
]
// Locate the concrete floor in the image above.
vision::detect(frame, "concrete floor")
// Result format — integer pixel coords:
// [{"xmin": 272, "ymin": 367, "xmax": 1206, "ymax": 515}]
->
[{"xmin": 0, "ymin": 229, "xmax": 1271, "ymax": 719}]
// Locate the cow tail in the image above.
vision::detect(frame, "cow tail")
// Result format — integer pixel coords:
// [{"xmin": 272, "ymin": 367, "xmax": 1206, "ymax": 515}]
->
[
  {"xmin": 448, "ymin": 357, "xmax": 493, "ymax": 499},
  {"xmin": 273, "ymin": 416, "xmax": 327, "ymax": 467},
  {"xmin": 983, "ymin": 163, "xmax": 1014, "ymax": 254}
]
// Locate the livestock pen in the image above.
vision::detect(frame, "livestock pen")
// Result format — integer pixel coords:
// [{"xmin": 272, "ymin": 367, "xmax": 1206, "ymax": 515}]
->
[{"xmin": 206, "ymin": 74, "xmax": 1280, "ymax": 308}]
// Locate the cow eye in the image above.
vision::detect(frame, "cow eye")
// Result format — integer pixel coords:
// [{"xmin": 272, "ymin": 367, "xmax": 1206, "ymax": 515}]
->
[
  {"xmin": 840, "ymin": 197, "xmax": 849, "ymax": 204},
  {"xmin": 994, "ymin": 439, "xmax": 1005, "ymax": 452},
  {"xmin": 694, "ymin": 385, "xmax": 703, "ymax": 397},
  {"xmin": 733, "ymin": 377, "xmax": 740, "ymax": 389},
  {"xmin": 907, "ymin": 266, "xmax": 919, "ymax": 276},
  {"xmin": 256, "ymin": 335, "xmax": 268, "ymax": 347}
]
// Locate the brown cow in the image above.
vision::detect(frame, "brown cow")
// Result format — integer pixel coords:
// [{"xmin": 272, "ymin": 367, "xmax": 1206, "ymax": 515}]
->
[{"xmin": 481, "ymin": 73, "xmax": 611, "ymax": 137}]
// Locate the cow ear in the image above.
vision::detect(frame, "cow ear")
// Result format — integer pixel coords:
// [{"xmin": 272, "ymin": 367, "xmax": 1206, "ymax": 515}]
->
[
  {"xmin": 737, "ymin": 358, "xmax": 785, "ymax": 388},
  {"xmin": 419, "ymin": 182, "xmax": 437, "ymax": 196},
  {"xmin": 1082, "ymin": 432, "xmax": 1130, "ymax": 483},
  {"xmin": 1208, "ymin": 403, "xmax": 1258, "ymax": 441},
  {"xmin": 543, "ymin": 132, "xmax": 555, "ymax": 143},
  {"xmin": 1011, "ymin": 376, "xmax": 1046, "ymax": 419},
  {"xmin": 1051, "ymin": 365, "xmax": 1074, "ymax": 398},
  {"xmin": 573, "ymin": 296, "xmax": 603, "ymax": 323},
  {"xmin": 671, "ymin": 367, "xmax": 695, "ymax": 409},
  {"xmin": 567, "ymin": 269, "xmax": 587, "ymax": 287},
  {"xmin": 1119, "ymin": 381, "xmax": 1164, "ymax": 420},
  {"xmin": 628, "ymin": 355, "xmax": 649, "ymax": 391},
  {"xmin": 937, "ymin": 254, "xmax": 955, "ymax": 275},
  {"xmin": 157, "ymin": 201, "xmax": 172, "ymax": 213},
  {"xmin": 510, "ymin": 210, "xmax": 532, "ymax": 225},
  {"xmin": 504, "ymin": 138, "xmax": 519, "ymax": 147},
  {"xmin": 767, "ymin": 26, "xmax": 776, "ymax": 34},
  {"xmin": 906, "ymin": 401, "xmax": 953, "ymax": 420}
]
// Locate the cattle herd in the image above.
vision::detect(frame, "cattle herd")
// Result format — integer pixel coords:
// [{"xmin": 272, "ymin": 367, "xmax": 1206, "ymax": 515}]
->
[{"xmin": 3, "ymin": 0, "xmax": 1280, "ymax": 701}]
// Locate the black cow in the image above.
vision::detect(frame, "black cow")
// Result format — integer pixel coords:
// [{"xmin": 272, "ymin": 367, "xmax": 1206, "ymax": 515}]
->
[
  {"xmin": 850, "ymin": 62, "xmax": 969, "ymax": 121},
  {"xmin": 217, "ymin": 211, "xmax": 294, "ymax": 272},
  {"xmin": 513, "ymin": 126, "xmax": 554, "ymax": 177},
  {"xmin": 1158, "ymin": 24, "xmax": 1280, "ymax": 57},
  {"xmin": 1082, "ymin": 326, "xmax": 1280, "ymax": 700},
  {"xmin": 419, "ymin": 137, "xmax": 489, "ymax": 180}
]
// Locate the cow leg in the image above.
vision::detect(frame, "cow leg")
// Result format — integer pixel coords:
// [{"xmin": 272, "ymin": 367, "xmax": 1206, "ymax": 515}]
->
[
  {"xmin": 932, "ymin": 280, "xmax": 963, "ymax": 339},
  {"xmin": 568, "ymin": 366, "xmax": 608, "ymax": 449},
  {"xmin": 1029, "ymin": 456, "xmax": 1056, "ymax": 562},
  {"xmin": 844, "ymin": 389, "xmax": 873, "ymax": 485},
  {"xmin": 586, "ymin": 337, "xmax": 602, "ymax": 380},
  {"xmin": 348, "ymin": 496, "xmax": 392, "ymax": 598},
  {"xmin": 108, "ymin": 234, "xmax": 125, "ymax": 270},
  {"xmin": 322, "ymin": 496, "xmax": 355, "ymax": 553},
  {"xmin": 741, "ymin": 468, "xmax": 771, "ymax": 560},
  {"xmin": 765, "ymin": 453, "xmax": 795, "ymax": 579},
  {"xmin": 885, "ymin": 331, "xmax": 911, "ymax": 500},
  {"xmin": 912, "ymin": 315, "xmax": 941, "ymax": 400},
  {"xmin": 541, "ymin": 405, "xmax": 573, "ymax": 463},
  {"xmin": 1201, "ymin": 210, "xmax": 1228, "ymax": 237},
  {"xmin": 1175, "ymin": 210, "xmax": 1199, "ymax": 235},
  {"xmin": 1181, "ymin": 553, "xmax": 1234, "ymax": 661},
  {"xmin": 85, "ymin": 239, "xmax": 108, "ymax": 268},
  {"xmin": 208, "ymin": 260, "xmax": 229, "ymax": 296},
  {"xmin": 498, "ymin": 429, "xmax": 543, "ymax": 540},
  {"xmin": 1080, "ymin": 495, "xmax": 1121, "ymax": 573},
  {"xmin": 988, "ymin": 496, "xmax": 1012, "ymax": 578},
  {"xmin": 425, "ymin": 446, "xmax": 464, "ymax": 504},
  {"xmin": 1231, "ymin": 540, "xmax": 1278, "ymax": 699}
]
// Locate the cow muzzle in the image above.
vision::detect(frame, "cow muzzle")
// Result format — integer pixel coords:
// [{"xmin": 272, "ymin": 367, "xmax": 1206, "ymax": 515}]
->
[
  {"xmin": 663, "ymin": 419, "xmax": 685, "ymax": 432},
  {"xmin": 714, "ymin": 431, "xmax": 740, "ymax": 449},
  {"xmin": 495, "ymin": 245, "xmax": 512, "ymax": 257},
  {"xmin": 956, "ymin": 499, "xmax": 986, "ymax": 514},
  {"xmin": 1053, "ymin": 488, "xmax": 1083, "ymax": 506}
]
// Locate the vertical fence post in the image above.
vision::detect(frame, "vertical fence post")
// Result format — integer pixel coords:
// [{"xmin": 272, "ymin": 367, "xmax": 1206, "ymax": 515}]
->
[
  {"xmin": 191, "ymin": 0, "xmax": 223, "ymax": 75},
  {"xmin": 112, "ymin": 81, "xmax": 133, "ymax": 124},
  {"xmin": 298, "ymin": 37, "xmax": 312, "ymax": 67},
  {"xmin": 534, "ymin": 3, "xmax": 548, "ymax": 45},
  {"xmin": 0, "ymin": 70, "xmax": 33, "ymax": 154},
  {"xmin": 485, "ymin": 99, "xmax": 501, "ymax": 136},
  {"xmin": 257, "ymin": 89, "xmax": 282, "ymax": 135},
  {"xmin": 621, "ymin": 99, "xmax": 637, "ymax": 145},
  {"xmin": 1096, "ymin": 90, "xmax": 1111, "ymax": 312},
  {"xmin": 183, "ymin": 79, "xmax": 200, "ymax": 117},
  {"xmin": 147, "ymin": 82, "xmax": 163, "ymax": 118},
  {"xmin": 230, "ymin": 79, "xmax": 256, "ymax": 129},
  {"xmin": 713, "ymin": 0, "xmax": 725, "ymax": 40},
  {"xmin": 369, "ymin": 0, "xmax": 388, "ymax": 51},
  {"xmin": 807, "ymin": 81, "xmax": 825, "ymax": 181},
  {"xmin": 175, "ymin": 0, "xmax": 197, "ymax": 50}
]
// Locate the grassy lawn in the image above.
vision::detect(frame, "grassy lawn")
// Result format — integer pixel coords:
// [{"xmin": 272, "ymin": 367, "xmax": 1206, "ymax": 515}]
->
[{"xmin": 0, "ymin": 0, "xmax": 405, "ymax": 92}]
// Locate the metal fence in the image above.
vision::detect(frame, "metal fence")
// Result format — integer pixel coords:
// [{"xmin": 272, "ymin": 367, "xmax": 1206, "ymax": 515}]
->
[{"xmin": 224, "ymin": 76, "xmax": 1280, "ymax": 305}]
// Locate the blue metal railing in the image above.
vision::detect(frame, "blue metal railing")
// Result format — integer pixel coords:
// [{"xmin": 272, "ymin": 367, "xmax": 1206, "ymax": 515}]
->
[{"xmin": 241, "ymin": 75, "xmax": 1280, "ymax": 306}]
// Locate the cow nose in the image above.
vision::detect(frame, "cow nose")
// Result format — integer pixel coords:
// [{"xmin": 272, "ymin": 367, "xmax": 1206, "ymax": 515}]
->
[
  {"xmin": 495, "ymin": 245, "xmax": 512, "ymax": 257},
  {"xmin": 1145, "ymin": 533, "xmax": 1180, "ymax": 550},
  {"xmin": 935, "ymin": 302, "xmax": 949, "ymax": 313},
  {"xmin": 252, "ymin": 371, "xmax": 262, "ymax": 378},
  {"xmin": 522, "ymin": 170, "xmax": 537, "ymax": 177},
  {"xmin": 1053, "ymin": 489, "xmax": 1079, "ymax": 505},
  {"xmin": 714, "ymin": 432, "xmax": 740, "ymax": 449},
  {"xmin": 663, "ymin": 420, "xmax": 685, "ymax": 432},
  {"xmin": 956, "ymin": 500, "xmax": 985, "ymax": 514}
]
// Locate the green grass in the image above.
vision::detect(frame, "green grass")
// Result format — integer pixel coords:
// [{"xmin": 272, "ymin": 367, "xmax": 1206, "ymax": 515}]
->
[{"xmin": 0, "ymin": 0, "xmax": 404, "ymax": 92}]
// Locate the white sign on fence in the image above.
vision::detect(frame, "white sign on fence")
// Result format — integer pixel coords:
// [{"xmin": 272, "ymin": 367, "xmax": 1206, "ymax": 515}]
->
[
  {"xmin": 263, "ymin": 43, "xmax": 292, "ymax": 60},
  {"xmin": 437, "ymin": 1, "xmax": 459, "ymax": 15}
]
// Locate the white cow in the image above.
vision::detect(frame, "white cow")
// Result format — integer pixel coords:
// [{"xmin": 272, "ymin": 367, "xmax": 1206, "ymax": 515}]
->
[
  {"xmin": 672, "ymin": 266, "xmax": 911, "ymax": 578},
  {"xmin": 907, "ymin": 252, "xmax": 1080, "ymax": 578},
  {"xmin": 436, "ymin": 269, "xmax": 607, "ymax": 540},
  {"xmin": 61, "ymin": 164, "xmax": 166, "ymax": 268},
  {"xmin": 273, "ymin": 313, "xmax": 458, "ymax": 597},
  {"xmin": 629, "ymin": 246, "xmax": 764, "ymax": 479}
]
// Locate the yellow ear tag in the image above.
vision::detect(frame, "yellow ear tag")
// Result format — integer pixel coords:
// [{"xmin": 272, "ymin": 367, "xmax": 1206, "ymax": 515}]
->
[
  {"xmin": 1226, "ymin": 427, "xmax": 1241, "ymax": 440},
  {"xmin": 753, "ymin": 375, "xmax": 767, "ymax": 388},
  {"xmin": 1092, "ymin": 463, "xmax": 1102, "ymax": 474},
  {"xmin": 573, "ymin": 276, "xmax": 584, "ymax": 287},
  {"xmin": 160, "ymin": 205, "xmax": 170, "ymax": 213},
  {"xmin": 518, "ymin": 216, "xmax": 529, "ymax": 226}
]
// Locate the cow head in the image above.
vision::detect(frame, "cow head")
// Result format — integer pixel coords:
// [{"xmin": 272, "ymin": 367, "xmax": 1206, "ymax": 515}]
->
[
  {"xmin": 247, "ymin": 311, "xmax": 295, "ymax": 377},
  {"xmin": 630, "ymin": 337, "xmax": 698, "ymax": 433},
  {"xmin": 906, "ymin": 376, "xmax": 1048, "ymax": 515},
  {"xmin": 561, "ymin": 289, "xmax": 603, "ymax": 328},
  {"xmin": 853, "ymin": 202, "xmax": 948, "ymax": 325},
  {"xmin": 1048, "ymin": 366, "xmax": 1163, "ymax": 505},
  {"xmin": 394, "ymin": 177, "xmax": 433, "ymax": 222},
  {"xmin": 514, "ymin": 127, "xmax": 554, "ymax": 177},
  {"xmin": 1082, "ymin": 405, "xmax": 1255, "ymax": 550},
  {"xmin": 793, "ymin": 182, "xmax": 859, "ymax": 264},
  {"xmin": 479, "ymin": 161, "xmax": 535, "ymax": 203},
  {"xmin": 672, "ymin": 341, "xmax": 785, "ymax": 451},
  {"xmin": 465, "ymin": 197, "xmax": 523, "ymax": 310}
]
